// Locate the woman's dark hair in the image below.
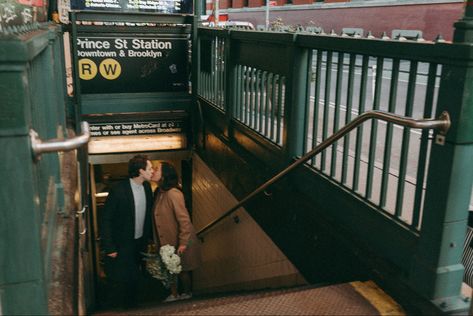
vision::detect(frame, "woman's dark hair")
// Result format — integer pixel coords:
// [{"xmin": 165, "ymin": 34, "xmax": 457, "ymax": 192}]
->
[
  {"xmin": 159, "ymin": 162, "xmax": 179, "ymax": 190},
  {"xmin": 128, "ymin": 155, "xmax": 149, "ymax": 178}
]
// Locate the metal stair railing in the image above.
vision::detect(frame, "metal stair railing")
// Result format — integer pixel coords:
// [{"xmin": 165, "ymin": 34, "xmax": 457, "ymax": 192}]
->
[{"xmin": 196, "ymin": 110, "xmax": 451, "ymax": 237}]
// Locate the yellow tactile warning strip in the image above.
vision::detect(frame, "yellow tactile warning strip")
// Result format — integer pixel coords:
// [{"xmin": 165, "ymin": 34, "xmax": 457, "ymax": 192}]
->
[
  {"xmin": 350, "ymin": 281, "xmax": 405, "ymax": 315},
  {"xmin": 95, "ymin": 283, "xmax": 393, "ymax": 315}
]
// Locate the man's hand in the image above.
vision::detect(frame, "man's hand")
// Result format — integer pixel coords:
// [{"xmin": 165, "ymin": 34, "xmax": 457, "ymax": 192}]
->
[
  {"xmin": 107, "ymin": 252, "xmax": 118, "ymax": 258},
  {"xmin": 177, "ymin": 245, "xmax": 187, "ymax": 255}
]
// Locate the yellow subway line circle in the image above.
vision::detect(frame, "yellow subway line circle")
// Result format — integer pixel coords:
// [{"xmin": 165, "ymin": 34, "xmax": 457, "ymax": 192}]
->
[
  {"xmin": 78, "ymin": 58, "xmax": 97, "ymax": 80},
  {"xmin": 99, "ymin": 58, "xmax": 121, "ymax": 80}
]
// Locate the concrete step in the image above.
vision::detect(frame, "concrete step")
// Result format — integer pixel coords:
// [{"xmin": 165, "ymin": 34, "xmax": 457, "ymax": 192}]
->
[{"xmin": 94, "ymin": 280, "xmax": 404, "ymax": 315}]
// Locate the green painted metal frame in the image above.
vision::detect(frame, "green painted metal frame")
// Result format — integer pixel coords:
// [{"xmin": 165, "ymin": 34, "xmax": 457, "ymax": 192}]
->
[
  {"xmin": 70, "ymin": 11, "xmax": 193, "ymax": 117},
  {"xmin": 196, "ymin": 20, "xmax": 473, "ymax": 312},
  {"xmin": 0, "ymin": 23, "xmax": 69, "ymax": 315}
]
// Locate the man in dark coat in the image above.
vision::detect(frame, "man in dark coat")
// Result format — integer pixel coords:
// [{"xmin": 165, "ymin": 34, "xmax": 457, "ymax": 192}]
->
[{"xmin": 101, "ymin": 155, "xmax": 154, "ymax": 308}]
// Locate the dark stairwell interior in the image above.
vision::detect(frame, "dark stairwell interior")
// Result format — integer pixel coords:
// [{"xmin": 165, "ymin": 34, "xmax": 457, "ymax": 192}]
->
[{"xmin": 92, "ymin": 146, "xmax": 405, "ymax": 315}]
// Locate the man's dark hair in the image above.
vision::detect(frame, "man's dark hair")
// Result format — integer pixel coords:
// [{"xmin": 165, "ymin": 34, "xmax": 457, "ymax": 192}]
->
[
  {"xmin": 128, "ymin": 155, "xmax": 149, "ymax": 178},
  {"xmin": 159, "ymin": 162, "xmax": 179, "ymax": 190}
]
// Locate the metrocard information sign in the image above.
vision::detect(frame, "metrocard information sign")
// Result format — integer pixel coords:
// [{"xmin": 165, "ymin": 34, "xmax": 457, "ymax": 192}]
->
[
  {"xmin": 70, "ymin": 0, "xmax": 193, "ymax": 14},
  {"xmin": 77, "ymin": 35, "xmax": 189, "ymax": 94}
]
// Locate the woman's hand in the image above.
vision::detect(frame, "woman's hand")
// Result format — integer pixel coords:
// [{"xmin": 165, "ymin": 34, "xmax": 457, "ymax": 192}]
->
[
  {"xmin": 107, "ymin": 252, "xmax": 118, "ymax": 258},
  {"xmin": 177, "ymin": 245, "xmax": 187, "ymax": 255}
]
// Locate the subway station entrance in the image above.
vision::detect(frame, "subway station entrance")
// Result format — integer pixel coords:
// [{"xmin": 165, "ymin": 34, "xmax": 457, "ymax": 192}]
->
[{"xmin": 1, "ymin": 0, "xmax": 473, "ymax": 314}]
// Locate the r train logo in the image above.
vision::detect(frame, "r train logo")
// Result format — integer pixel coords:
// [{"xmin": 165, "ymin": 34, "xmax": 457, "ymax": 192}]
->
[{"xmin": 78, "ymin": 58, "xmax": 122, "ymax": 80}]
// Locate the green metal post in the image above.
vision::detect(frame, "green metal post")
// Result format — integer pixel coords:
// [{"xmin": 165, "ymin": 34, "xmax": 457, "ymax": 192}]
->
[
  {"xmin": 0, "ymin": 26, "xmax": 50, "ymax": 315},
  {"xmin": 409, "ymin": 3, "xmax": 473, "ymax": 313},
  {"xmin": 224, "ymin": 30, "xmax": 233, "ymax": 139},
  {"xmin": 192, "ymin": 0, "xmax": 202, "ymax": 148},
  {"xmin": 285, "ymin": 38, "xmax": 309, "ymax": 161}
]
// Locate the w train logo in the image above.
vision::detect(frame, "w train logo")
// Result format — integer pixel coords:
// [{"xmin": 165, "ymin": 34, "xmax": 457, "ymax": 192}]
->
[{"xmin": 78, "ymin": 58, "xmax": 122, "ymax": 80}]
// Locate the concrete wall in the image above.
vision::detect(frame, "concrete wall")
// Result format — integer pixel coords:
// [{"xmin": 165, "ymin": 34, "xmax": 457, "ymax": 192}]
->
[{"xmin": 192, "ymin": 154, "xmax": 307, "ymax": 293}]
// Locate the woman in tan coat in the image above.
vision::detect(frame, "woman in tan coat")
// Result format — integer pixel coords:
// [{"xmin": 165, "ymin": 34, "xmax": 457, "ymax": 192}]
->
[{"xmin": 151, "ymin": 161, "xmax": 201, "ymax": 302}]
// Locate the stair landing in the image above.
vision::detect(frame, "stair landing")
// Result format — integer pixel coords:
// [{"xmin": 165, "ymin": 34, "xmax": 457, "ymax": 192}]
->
[{"xmin": 94, "ymin": 281, "xmax": 404, "ymax": 315}]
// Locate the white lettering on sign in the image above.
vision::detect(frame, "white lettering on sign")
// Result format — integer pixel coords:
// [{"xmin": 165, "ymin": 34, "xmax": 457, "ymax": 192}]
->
[
  {"xmin": 78, "ymin": 50, "xmax": 117, "ymax": 57},
  {"xmin": 114, "ymin": 38, "xmax": 128, "ymax": 49},
  {"xmin": 77, "ymin": 38, "xmax": 111, "ymax": 50},
  {"xmin": 128, "ymin": 50, "xmax": 162, "ymax": 58},
  {"xmin": 89, "ymin": 121, "xmax": 184, "ymax": 137},
  {"xmin": 131, "ymin": 39, "xmax": 172, "ymax": 50}
]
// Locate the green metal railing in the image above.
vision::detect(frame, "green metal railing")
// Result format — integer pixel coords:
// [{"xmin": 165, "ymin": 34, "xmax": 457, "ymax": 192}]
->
[
  {"xmin": 198, "ymin": 29, "xmax": 449, "ymax": 230},
  {"xmin": 196, "ymin": 24, "xmax": 473, "ymax": 312},
  {"xmin": 302, "ymin": 51, "xmax": 442, "ymax": 231},
  {"xmin": 233, "ymin": 66, "xmax": 285, "ymax": 145},
  {"xmin": 198, "ymin": 35, "xmax": 226, "ymax": 110},
  {"xmin": 197, "ymin": 109, "xmax": 451, "ymax": 237},
  {"xmin": 0, "ymin": 23, "xmax": 73, "ymax": 315}
]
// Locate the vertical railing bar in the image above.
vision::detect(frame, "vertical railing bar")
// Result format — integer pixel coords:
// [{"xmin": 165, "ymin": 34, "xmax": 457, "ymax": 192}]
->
[
  {"xmin": 276, "ymin": 76, "xmax": 284, "ymax": 145},
  {"xmin": 205, "ymin": 40, "xmax": 209, "ymax": 101},
  {"xmin": 201, "ymin": 71, "xmax": 204, "ymax": 97},
  {"xmin": 270, "ymin": 73, "xmax": 277, "ymax": 141},
  {"xmin": 251, "ymin": 68, "xmax": 257, "ymax": 128},
  {"xmin": 202, "ymin": 72, "xmax": 205, "ymax": 98},
  {"xmin": 249, "ymin": 68, "xmax": 254, "ymax": 127},
  {"xmin": 217, "ymin": 37, "xmax": 221, "ymax": 106},
  {"xmin": 264, "ymin": 72, "xmax": 270, "ymax": 137},
  {"xmin": 366, "ymin": 57, "xmax": 384, "ymax": 199},
  {"xmin": 220, "ymin": 38, "xmax": 228, "ymax": 109},
  {"xmin": 222, "ymin": 37, "xmax": 226, "ymax": 108},
  {"xmin": 256, "ymin": 70, "xmax": 261, "ymax": 131},
  {"xmin": 209, "ymin": 38, "xmax": 213, "ymax": 102},
  {"xmin": 321, "ymin": 50, "xmax": 333, "ymax": 171},
  {"xmin": 240, "ymin": 65, "xmax": 245, "ymax": 121},
  {"xmin": 209, "ymin": 68, "xmax": 212, "ymax": 101},
  {"xmin": 380, "ymin": 58, "xmax": 400, "ymax": 208},
  {"xmin": 212, "ymin": 38, "xmax": 216, "ymax": 104},
  {"xmin": 412, "ymin": 63, "xmax": 438, "ymax": 228},
  {"xmin": 259, "ymin": 71, "xmax": 265, "ymax": 133},
  {"xmin": 342, "ymin": 54, "xmax": 356, "ymax": 184},
  {"xmin": 241, "ymin": 65, "xmax": 246, "ymax": 119},
  {"xmin": 254, "ymin": 68, "xmax": 259, "ymax": 129},
  {"xmin": 215, "ymin": 37, "xmax": 220, "ymax": 107},
  {"xmin": 252, "ymin": 69, "xmax": 257, "ymax": 129},
  {"xmin": 202, "ymin": 72, "xmax": 206, "ymax": 99},
  {"xmin": 205, "ymin": 68, "xmax": 208, "ymax": 99},
  {"xmin": 304, "ymin": 50, "xmax": 314, "ymax": 156},
  {"xmin": 231, "ymin": 60, "xmax": 236, "ymax": 117},
  {"xmin": 395, "ymin": 60, "xmax": 418, "ymax": 218},
  {"xmin": 238, "ymin": 66, "xmax": 242, "ymax": 120},
  {"xmin": 254, "ymin": 68, "xmax": 259, "ymax": 130},
  {"xmin": 198, "ymin": 72, "xmax": 201, "ymax": 96},
  {"xmin": 219, "ymin": 37, "xmax": 224, "ymax": 108},
  {"xmin": 251, "ymin": 68, "xmax": 259, "ymax": 131},
  {"xmin": 215, "ymin": 37, "xmax": 222, "ymax": 108},
  {"xmin": 352, "ymin": 55, "xmax": 369, "ymax": 192},
  {"xmin": 311, "ymin": 50, "xmax": 323, "ymax": 166},
  {"xmin": 234, "ymin": 65, "xmax": 240, "ymax": 118},
  {"xmin": 202, "ymin": 72, "xmax": 206, "ymax": 98},
  {"xmin": 245, "ymin": 66, "xmax": 251, "ymax": 124},
  {"xmin": 331, "ymin": 51, "xmax": 344, "ymax": 178}
]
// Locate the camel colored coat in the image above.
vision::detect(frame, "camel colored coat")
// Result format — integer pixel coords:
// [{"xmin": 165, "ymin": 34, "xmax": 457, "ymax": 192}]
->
[{"xmin": 153, "ymin": 188, "xmax": 201, "ymax": 271}]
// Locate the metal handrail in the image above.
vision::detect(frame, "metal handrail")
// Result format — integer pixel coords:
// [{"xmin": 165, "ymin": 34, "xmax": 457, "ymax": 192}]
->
[
  {"xmin": 30, "ymin": 121, "xmax": 90, "ymax": 160},
  {"xmin": 196, "ymin": 110, "xmax": 451, "ymax": 237}
]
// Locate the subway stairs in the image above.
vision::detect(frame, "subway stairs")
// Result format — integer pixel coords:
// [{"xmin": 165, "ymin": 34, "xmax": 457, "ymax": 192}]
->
[{"xmin": 94, "ymin": 280, "xmax": 404, "ymax": 315}]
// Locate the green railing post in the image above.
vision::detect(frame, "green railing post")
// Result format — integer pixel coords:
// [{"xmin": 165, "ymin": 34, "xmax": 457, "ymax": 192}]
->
[
  {"xmin": 192, "ymin": 2, "xmax": 201, "ymax": 147},
  {"xmin": 224, "ymin": 31, "xmax": 234, "ymax": 139},
  {"xmin": 285, "ymin": 37, "xmax": 309, "ymax": 161},
  {"xmin": 0, "ymin": 26, "xmax": 50, "ymax": 315},
  {"xmin": 410, "ymin": 4, "xmax": 473, "ymax": 313}
]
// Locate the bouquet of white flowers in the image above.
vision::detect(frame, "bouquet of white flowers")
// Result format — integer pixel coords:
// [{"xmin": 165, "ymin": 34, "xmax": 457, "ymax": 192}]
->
[{"xmin": 143, "ymin": 244, "xmax": 182, "ymax": 288}]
